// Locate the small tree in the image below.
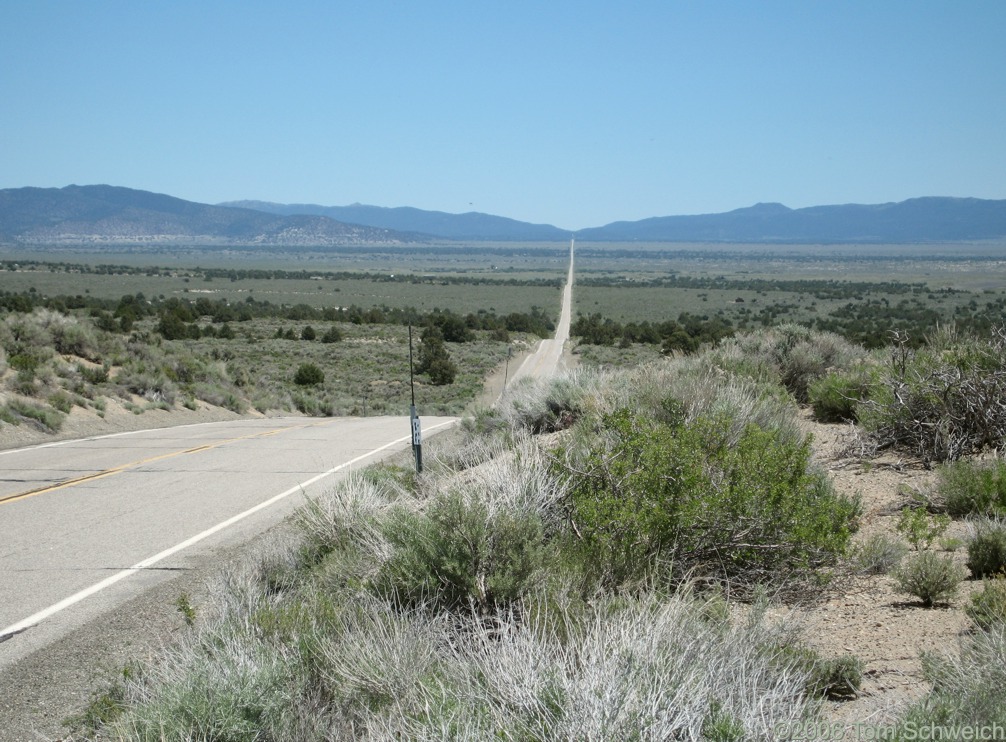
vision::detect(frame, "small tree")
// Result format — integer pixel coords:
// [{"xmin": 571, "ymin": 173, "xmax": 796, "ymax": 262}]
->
[
  {"xmin": 418, "ymin": 326, "xmax": 457, "ymax": 385},
  {"xmin": 301, "ymin": 325, "xmax": 317, "ymax": 341},
  {"xmin": 321, "ymin": 326, "xmax": 343, "ymax": 343},
  {"xmin": 293, "ymin": 363, "xmax": 324, "ymax": 386}
]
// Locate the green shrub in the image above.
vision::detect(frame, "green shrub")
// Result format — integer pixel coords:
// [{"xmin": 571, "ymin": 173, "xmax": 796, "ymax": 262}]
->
[
  {"xmin": 965, "ymin": 574, "xmax": 1006, "ymax": 630},
  {"xmin": 47, "ymin": 391, "xmax": 74, "ymax": 414},
  {"xmin": 293, "ymin": 362, "xmax": 324, "ymax": 386},
  {"xmin": 558, "ymin": 408, "xmax": 859, "ymax": 591},
  {"xmin": 897, "ymin": 507, "xmax": 951, "ymax": 551},
  {"xmin": 375, "ymin": 492, "xmax": 547, "ymax": 614},
  {"xmin": 321, "ymin": 326, "xmax": 343, "ymax": 343},
  {"xmin": 808, "ymin": 366, "xmax": 875, "ymax": 423},
  {"xmin": 3, "ymin": 399, "xmax": 65, "ymax": 432},
  {"xmin": 425, "ymin": 354, "xmax": 457, "ymax": 386},
  {"xmin": 852, "ymin": 532, "xmax": 908, "ymax": 575},
  {"xmin": 50, "ymin": 317, "xmax": 100, "ymax": 359},
  {"xmin": 67, "ymin": 664, "xmax": 135, "ymax": 735},
  {"xmin": 966, "ymin": 519, "xmax": 1006, "ymax": 578},
  {"xmin": 8, "ymin": 352, "xmax": 43, "ymax": 374},
  {"xmin": 713, "ymin": 324, "xmax": 866, "ymax": 403},
  {"xmin": 893, "ymin": 551, "xmax": 966, "ymax": 607},
  {"xmin": 78, "ymin": 363, "xmax": 109, "ymax": 384},
  {"xmin": 771, "ymin": 644, "xmax": 863, "ymax": 700},
  {"xmin": 936, "ymin": 458, "xmax": 1006, "ymax": 517},
  {"xmin": 417, "ymin": 327, "xmax": 457, "ymax": 386}
]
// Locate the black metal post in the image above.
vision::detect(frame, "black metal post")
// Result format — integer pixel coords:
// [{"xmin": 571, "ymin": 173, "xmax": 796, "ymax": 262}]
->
[
  {"xmin": 502, "ymin": 345, "xmax": 512, "ymax": 394},
  {"xmin": 408, "ymin": 324, "xmax": 422, "ymax": 473}
]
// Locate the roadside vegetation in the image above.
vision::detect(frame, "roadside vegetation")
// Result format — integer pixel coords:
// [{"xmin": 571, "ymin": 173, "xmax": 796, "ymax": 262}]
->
[
  {"xmin": 58, "ymin": 316, "xmax": 1006, "ymax": 739},
  {"xmin": 10, "ymin": 244, "xmax": 1006, "ymax": 738},
  {"xmin": 67, "ymin": 328, "xmax": 867, "ymax": 740},
  {"xmin": 0, "ymin": 292, "xmax": 556, "ymax": 431}
]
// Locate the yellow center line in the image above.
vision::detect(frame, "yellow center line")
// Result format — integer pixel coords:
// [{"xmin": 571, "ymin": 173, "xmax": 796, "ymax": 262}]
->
[{"xmin": 0, "ymin": 421, "xmax": 327, "ymax": 506}]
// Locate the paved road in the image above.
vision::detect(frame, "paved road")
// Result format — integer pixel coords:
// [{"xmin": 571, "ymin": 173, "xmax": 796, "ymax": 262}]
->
[
  {"xmin": 509, "ymin": 238, "xmax": 575, "ymax": 383},
  {"xmin": 0, "ymin": 415, "xmax": 454, "ymax": 671}
]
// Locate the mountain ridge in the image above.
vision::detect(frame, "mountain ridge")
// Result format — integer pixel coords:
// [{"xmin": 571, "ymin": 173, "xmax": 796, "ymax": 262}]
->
[
  {"xmin": 1, "ymin": 185, "xmax": 1005, "ymax": 245},
  {"xmin": 0, "ymin": 185, "xmax": 425, "ymax": 246},
  {"xmin": 220, "ymin": 200, "xmax": 571, "ymax": 241},
  {"xmin": 574, "ymin": 196, "xmax": 1006, "ymax": 242}
]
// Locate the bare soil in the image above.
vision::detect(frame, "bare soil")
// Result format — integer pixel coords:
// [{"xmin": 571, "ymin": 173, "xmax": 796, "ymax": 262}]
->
[{"xmin": 797, "ymin": 412, "xmax": 978, "ymax": 727}]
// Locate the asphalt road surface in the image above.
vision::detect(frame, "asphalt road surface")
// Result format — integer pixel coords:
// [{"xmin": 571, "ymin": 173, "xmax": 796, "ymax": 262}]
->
[{"xmin": 0, "ymin": 415, "xmax": 454, "ymax": 672}]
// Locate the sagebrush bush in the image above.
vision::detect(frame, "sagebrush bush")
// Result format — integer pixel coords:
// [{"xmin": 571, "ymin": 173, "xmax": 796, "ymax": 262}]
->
[
  {"xmin": 898, "ymin": 628, "xmax": 1006, "ymax": 734},
  {"xmin": 965, "ymin": 574, "xmax": 1006, "ymax": 630},
  {"xmin": 936, "ymin": 457, "xmax": 1006, "ymax": 517},
  {"xmin": 712, "ymin": 324, "xmax": 867, "ymax": 403},
  {"xmin": 893, "ymin": 551, "xmax": 966, "ymax": 607},
  {"xmin": 852, "ymin": 532, "xmax": 908, "ymax": 575},
  {"xmin": 296, "ymin": 475, "xmax": 394, "ymax": 565},
  {"xmin": 966, "ymin": 519, "xmax": 1006, "ymax": 578},
  {"xmin": 557, "ymin": 407, "xmax": 859, "ymax": 592},
  {"xmin": 498, "ymin": 373, "xmax": 585, "ymax": 434},
  {"xmin": 375, "ymin": 492, "xmax": 548, "ymax": 614},
  {"xmin": 770, "ymin": 644, "xmax": 863, "ymax": 700},
  {"xmin": 3, "ymin": 398, "xmax": 65, "ymax": 432}
]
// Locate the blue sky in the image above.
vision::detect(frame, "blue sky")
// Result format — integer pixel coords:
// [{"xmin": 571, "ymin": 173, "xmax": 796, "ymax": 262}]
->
[{"xmin": 2, "ymin": 1, "xmax": 1003, "ymax": 230}]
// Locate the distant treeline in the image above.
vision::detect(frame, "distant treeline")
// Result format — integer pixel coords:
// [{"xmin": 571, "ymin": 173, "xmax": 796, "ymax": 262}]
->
[
  {"xmin": 0, "ymin": 260, "xmax": 563, "ymax": 287},
  {"xmin": 812, "ymin": 296, "xmax": 1006, "ymax": 348},
  {"xmin": 573, "ymin": 295, "xmax": 1006, "ymax": 352},
  {"xmin": 572, "ymin": 312, "xmax": 734, "ymax": 354},
  {"xmin": 0, "ymin": 290, "xmax": 556, "ymax": 342},
  {"xmin": 577, "ymin": 274, "xmax": 933, "ymax": 300}
]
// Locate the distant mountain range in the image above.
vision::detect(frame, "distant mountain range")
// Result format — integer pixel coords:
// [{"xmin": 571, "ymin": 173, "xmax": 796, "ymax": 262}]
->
[
  {"xmin": 1, "ymin": 185, "xmax": 1005, "ymax": 246},
  {"xmin": 0, "ymin": 185, "xmax": 422, "ymax": 246},
  {"xmin": 575, "ymin": 198, "xmax": 1006, "ymax": 242},
  {"xmin": 222, "ymin": 200, "xmax": 571, "ymax": 242}
]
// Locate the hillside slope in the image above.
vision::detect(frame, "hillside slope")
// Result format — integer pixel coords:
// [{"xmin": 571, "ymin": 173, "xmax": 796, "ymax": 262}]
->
[
  {"xmin": 577, "ymin": 197, "xmax": 1006, "ymax": 242},
  {"xmin": 223, "ymin": 200, "xmax": 571, "ymax": 241},
  {"xmin": 0, "ymin": 185, "xmax": 425, "ymax": 246}
]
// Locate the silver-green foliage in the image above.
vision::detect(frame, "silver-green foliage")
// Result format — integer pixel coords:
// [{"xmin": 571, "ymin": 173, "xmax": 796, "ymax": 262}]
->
[
  {"xmin": 898, "ymin": 628, "xmax": 1006, "ymax": 735},
  {"xmin": 893, "ymin": 551, "xmax": 967, "ymax": 607},
  {"xmin": 966, "ymin": 575, "xmax": 1006, "ymax": 630},
  {"xmin": 852, "ymin": 532, "xmax": 909, "ymax": 575},
  {"xmin": 710, "ymin": 324, "xmax": 867, "ymax": 403}
]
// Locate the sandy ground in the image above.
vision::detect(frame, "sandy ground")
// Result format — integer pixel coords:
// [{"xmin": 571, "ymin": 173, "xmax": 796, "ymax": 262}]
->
[{"xmin": 796, "ymin": 412, "xmax": 978, "ymax": 728}]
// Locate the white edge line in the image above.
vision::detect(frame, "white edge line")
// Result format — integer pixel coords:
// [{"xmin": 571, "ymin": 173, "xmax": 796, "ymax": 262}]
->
[{"xmin": 0, "ymin": 418, "xmax": 456, "ymax": 640}]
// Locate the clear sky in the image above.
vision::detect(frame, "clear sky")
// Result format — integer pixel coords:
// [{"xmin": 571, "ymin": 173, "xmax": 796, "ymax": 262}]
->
[{"xmin": 2, "ymin": 1, "xmax": 1003, "ymax": 230}]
